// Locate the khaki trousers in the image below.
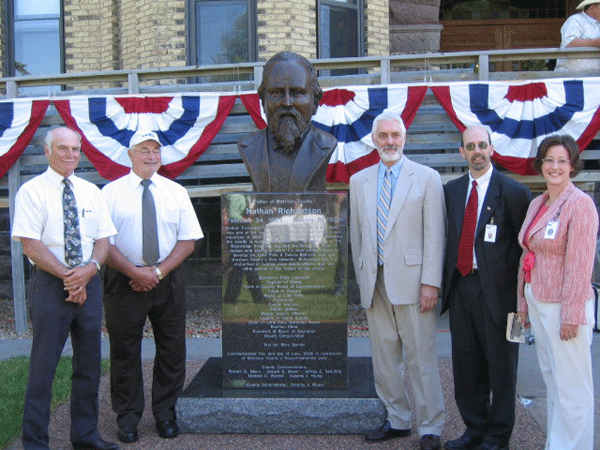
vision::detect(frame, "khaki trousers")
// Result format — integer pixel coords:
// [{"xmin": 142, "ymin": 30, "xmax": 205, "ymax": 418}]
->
[{"xmin": 365, "ymin": 267, "xmax": 445, "ymax": 437}]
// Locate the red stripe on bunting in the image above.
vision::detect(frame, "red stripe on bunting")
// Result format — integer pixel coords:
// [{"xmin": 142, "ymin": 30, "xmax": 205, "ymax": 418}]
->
[
  {"xmin": 0, "ymin": 100, "xmax": 50, "ymax": 179},
  {"xmin": 240, "ymin": 94, "xmax": 266, "ymax": 129},
  {"xmin": 402, "ymin": 86, "xmax": 428, "ymax": 128},
  {"xmin": 54, "ymin": 99, "xmax": 131, "ymax": 181},
  {"xmin": 577, "ymin": 105, "xmax": 600, "ymax": 154},
  {"xmin": 505, "ymin": 83, "xmax": 548, "ymax": 102},
  {"xmin": 430, "ymin": 86, "xmax": 466, "ymax": 132},
  {"xmin": 115, "ymin": 97, "xmax": 172, "ymax": 114},
  {"xmin": 326, "ymin": 160, "xmax": 348, "ymax": 184},
  {"xmin": 320, "ymin": 89, "xmax": 356, "ymax": 106},
  {"xmin": 159, "ymin": 95, "xmax": 237, "ymax": 179},
  {"xmin": 344, "ymin": 149, "xmax": 381, "ymax": 180},
  {"xmin": 491, "ymin": 154, "xmax": 536, "ymax": 176}
]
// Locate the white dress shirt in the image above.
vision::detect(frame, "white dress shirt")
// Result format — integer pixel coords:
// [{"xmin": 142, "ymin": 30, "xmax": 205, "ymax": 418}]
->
[
  {"xmin": 555, "ymin": 12, "xmax": 600, "ymax": 72},
  {"xmin": 467, "ymin": 164, "xmax": 493, "ymax": 269},
  {"xmin": 12, "ymin": 167, "xmax": 116, "ymax": 266},
  {"xmin": 102, "ymin": 171, "xmax": 203, "ymax": 266}
]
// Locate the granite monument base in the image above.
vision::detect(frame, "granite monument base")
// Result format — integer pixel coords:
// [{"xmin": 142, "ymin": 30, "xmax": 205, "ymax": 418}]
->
[{"xmin": 177, "ymin": 357, "xmax": 385, "ymax": 434}]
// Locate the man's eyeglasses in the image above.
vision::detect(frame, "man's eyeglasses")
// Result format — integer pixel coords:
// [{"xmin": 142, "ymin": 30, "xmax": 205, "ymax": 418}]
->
[
  {"xmin": 464, "ymin": 141, "xmax": 489, "ymax": 151},
  {"xmin": 137, "ymin": 149, "xmax": 161, "ymax": 156}
]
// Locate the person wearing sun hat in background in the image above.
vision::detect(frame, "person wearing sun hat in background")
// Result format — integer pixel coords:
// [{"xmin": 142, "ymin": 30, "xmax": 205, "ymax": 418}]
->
[{"xmin": 555, "ymin": 0, "xmax": 600, "ymax": 72}]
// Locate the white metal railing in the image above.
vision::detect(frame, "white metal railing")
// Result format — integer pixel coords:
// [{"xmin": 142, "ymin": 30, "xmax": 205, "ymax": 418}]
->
[
  {"xmin": 2, "ymin": 47, "xmax": 600, "ymax": 97},
  {"xmin": 2, "ymin": 47, "xmax": 600, "ymax": 334}
]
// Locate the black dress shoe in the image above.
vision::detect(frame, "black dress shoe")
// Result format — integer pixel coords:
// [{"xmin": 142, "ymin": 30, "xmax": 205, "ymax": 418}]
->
[
  {"xmin": 117, "ymin": 425, "xmax": 139, "ymax": 443},
  {"xmin": 474, "ymin": 444, "xmax": 509, "ymax": 450},
  {"xmin": 72, "ymin": 437, "xmax": 120, "ymax": 450},
  {"xmin": 156, "ymin": 420, "xmax": 180, "ymax": 439},
  {"xmin": 421, "ymin": 434, "xmax": 442, "ymax": 450},
  {"xmin": 445, "ymin": 431, "xmax": 482, "ymax": 449},
  {"xmin": 364, "ymin": 420, "xmax": 411, "ymax": 442}
]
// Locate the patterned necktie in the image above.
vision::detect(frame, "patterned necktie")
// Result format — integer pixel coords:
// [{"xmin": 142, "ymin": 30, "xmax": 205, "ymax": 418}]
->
[
  {"xmin": 62, "ymin": 178, "xmax": 83, "ymax": 267},
  {"xmin": 141, "ymin": 179, "xmax": 159, "ymax": 265},
  {"xmin": 457, "ymin": 180, "xmax": 478, "ymax": 276},
  {"xmin": 377, "ymin": 169, "xmax": 392, "ymax": 266}
]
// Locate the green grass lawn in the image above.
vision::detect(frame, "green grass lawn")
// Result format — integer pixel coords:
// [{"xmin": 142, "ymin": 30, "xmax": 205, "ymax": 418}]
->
[{"xmin": 0, "ymin": 356, "xmax": 110, "ymax": 449}]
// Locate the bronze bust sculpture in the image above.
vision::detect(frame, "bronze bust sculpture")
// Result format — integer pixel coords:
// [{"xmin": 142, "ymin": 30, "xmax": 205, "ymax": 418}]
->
[{"xmin": 238, "ymin": 52, "xmax": 337, "ymax": 192}]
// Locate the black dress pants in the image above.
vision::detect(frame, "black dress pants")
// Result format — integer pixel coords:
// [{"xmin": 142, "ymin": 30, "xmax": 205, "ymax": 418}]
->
[
  {"xmin": 104, "ymin": 265, "xmax": 186, "ymax": 427},
  {"xmin": 22, "ymin": 267, "xmax": 102, "ymax": 450},
  {"xmin": 449, "ymin": 271, "xmax": 519, "ymax": 447}
]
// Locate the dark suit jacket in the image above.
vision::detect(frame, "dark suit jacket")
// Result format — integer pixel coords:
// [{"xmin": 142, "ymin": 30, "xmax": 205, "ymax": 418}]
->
[
  {"xmin": 237, "ymin": 125, "xmax": 337, "ymax": 192},
  {"xmin": 442, "ymin": 168, "xmax": 531, "ymax": 327}
]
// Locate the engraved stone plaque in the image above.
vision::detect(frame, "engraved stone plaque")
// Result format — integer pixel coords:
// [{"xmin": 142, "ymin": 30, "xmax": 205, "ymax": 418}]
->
[{"xmin": 221, "ymin": 192, "xmax": 348, "ymax": 389}]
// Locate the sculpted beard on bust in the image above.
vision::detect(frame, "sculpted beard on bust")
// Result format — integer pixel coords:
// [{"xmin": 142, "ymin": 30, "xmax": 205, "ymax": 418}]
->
[{"xmin": 268, "ymin": 109, "xmax": 309, "ymax": 154}]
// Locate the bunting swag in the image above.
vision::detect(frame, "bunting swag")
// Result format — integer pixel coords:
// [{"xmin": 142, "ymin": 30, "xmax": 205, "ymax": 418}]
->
[
  {"xmin": 431, "ymin": 79, "xmax": 600, "ymax": 175},
  {"xmin": 5, "ymin": 78, "xmax": 600, "ymax": 182},
  {"xmin": 240, "ymin": 84, "xmax": 428, "ymax": 183},
  {"xmin": 54, "ymin": 94, "xmax": 236, "ymax": 180},
  {"xmin": 0, "ymin": 99, "xmax": 50, "ymax": 178}
]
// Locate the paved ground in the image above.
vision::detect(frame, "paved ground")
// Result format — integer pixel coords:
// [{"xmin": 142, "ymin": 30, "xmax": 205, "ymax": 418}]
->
[{"xmin": 1, "ymin": 313, "xmax": 599, "ymax": 450}]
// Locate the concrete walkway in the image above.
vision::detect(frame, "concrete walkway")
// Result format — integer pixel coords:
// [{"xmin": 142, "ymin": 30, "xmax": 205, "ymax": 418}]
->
[{"xmin": 2, "ymin": 314, "xmax": 599, "ymax": 449}]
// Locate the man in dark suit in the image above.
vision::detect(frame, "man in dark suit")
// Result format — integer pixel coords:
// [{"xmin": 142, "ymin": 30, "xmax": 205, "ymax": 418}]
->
[
  {"xmin": 442, "ymin": 126, "xmax": 531, "ymax": 450},
  {"xmin": 238, "ymin": 51, "xmax": 337, "ymax": 192}
]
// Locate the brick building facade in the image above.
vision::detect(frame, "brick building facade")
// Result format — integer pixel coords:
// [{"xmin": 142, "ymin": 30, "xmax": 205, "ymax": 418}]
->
[{"xmin": 23, "ymin": 0, "xmax": 391, "ymax": 76}]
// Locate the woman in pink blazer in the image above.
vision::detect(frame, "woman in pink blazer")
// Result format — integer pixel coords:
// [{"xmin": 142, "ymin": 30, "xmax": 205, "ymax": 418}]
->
[{"xmin": 517, "ymin": 135, "xmax": 598, "ymax": 450}]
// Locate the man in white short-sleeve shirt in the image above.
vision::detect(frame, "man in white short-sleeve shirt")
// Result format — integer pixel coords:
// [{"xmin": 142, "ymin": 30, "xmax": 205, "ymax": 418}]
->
[
  {"xmin": 101, "ymin": 130, "xmax": 203, "ymax": 444},
  {"xmin": 12, "ymin": 126, "xmax": 118, "ymax": 450},
  {"xmin": 555, "ymin": 0, "xmax": 600, "ymax": 72}
]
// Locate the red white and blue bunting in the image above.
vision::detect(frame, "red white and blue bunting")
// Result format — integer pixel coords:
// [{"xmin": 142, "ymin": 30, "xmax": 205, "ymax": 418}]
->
[
  {"xmin": 432, "ymin": 79, "xmax": 600, "ymax": 175},
  {"xmin": 0, "ymin": 99, "xmax": 49, "ymax": 178},
  {"xmin": 241, "ymin": 84, "xmax": 428, "ymax": 183},
  {"xmin": 1, "ymin": 78, "xmax": 600, "ymax": 181},
  {"xmin": 54, "ymin": 94, "xmax": 236, "ymax": 180}
]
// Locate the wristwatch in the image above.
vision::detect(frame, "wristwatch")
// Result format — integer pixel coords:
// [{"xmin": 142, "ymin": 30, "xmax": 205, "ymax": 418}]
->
[
  {"xmin": 154, "ymin": 266, "xmax": 164, "ymax": 280},
  {"xmin": 89, "ymin": 259, "xmax": 101, "ymax": 271}
]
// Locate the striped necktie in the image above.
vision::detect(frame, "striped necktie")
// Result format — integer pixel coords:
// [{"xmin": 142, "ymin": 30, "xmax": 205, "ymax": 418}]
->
[{"xmin": 377, "ymin": 169, "xmax": 392, "ymax": 266}]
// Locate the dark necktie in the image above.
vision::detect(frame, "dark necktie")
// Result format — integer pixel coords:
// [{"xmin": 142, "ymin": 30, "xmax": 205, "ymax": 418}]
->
[
  {"xmin": 457, "ymin": 180, "xmax": 478, "ymax": 276},
  {"xmin": 141, "ymin": 179, "xmax": 159, "ymax": 265},
  {"xmin": 377, "ymin": 169, "xmax": 392, "ymax": 266},
  {"xmin": 62, "ymin": 178, "xmax": 83, "ymax": 267}
]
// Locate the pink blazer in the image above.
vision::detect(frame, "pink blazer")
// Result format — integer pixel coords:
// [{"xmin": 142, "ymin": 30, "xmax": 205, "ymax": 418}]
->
[{"xmin": 517, "ymin": 182, "xmax": 598, "ymax": 325}]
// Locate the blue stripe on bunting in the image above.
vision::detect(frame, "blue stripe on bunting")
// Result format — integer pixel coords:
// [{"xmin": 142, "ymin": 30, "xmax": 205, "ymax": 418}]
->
[
  {"xmin": 312, "ymin": 87, "xmax": 389, "ymax": 144},
  {"xmin": 0, "ymin": 102, "xmax": 15, "ymax": 138},
  {"xmin": 87, "ymin": 96, "xmax": 202, "ymax": 147},
  {"xmin": 470, "ymin": 80, "xmax": 584, "ymax": 139},
  {"xmin": 156, "ymin": 96, "xmax": 201, "ymax": 145},
  {"xmin": 88, "ymin": 97, "xmax": 135, "ymax": 146}
]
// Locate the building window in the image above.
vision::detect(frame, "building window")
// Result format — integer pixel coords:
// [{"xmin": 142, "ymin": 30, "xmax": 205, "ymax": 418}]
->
[
  {"xmin": 318, "ymin": 0, "xmax": 362, "ymax": 76},
  {"xmin": 7, "ymin": 0, "xmax": 62, "ymax": 78},
  {"xmin": 188, "ymin": 0, "xmax": 255, "ymax": 81}
]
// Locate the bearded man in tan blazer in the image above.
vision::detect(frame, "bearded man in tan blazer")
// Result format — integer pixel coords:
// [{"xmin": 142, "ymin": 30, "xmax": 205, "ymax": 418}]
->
[{"xmin": 349, "ymin": 112, "xmax": 446, "ymax": 450}]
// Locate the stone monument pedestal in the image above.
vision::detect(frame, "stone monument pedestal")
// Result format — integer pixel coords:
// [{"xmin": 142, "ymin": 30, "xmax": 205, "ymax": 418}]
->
[{"xmin": 177, "ymin": 357, "xmax": 385, "ymax": 434}]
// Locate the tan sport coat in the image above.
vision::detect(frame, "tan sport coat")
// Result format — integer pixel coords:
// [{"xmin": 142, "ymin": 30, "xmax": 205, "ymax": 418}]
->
[{"xmin": 350, "ymin": 157, "xmax": 446, "ymax": 309}]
